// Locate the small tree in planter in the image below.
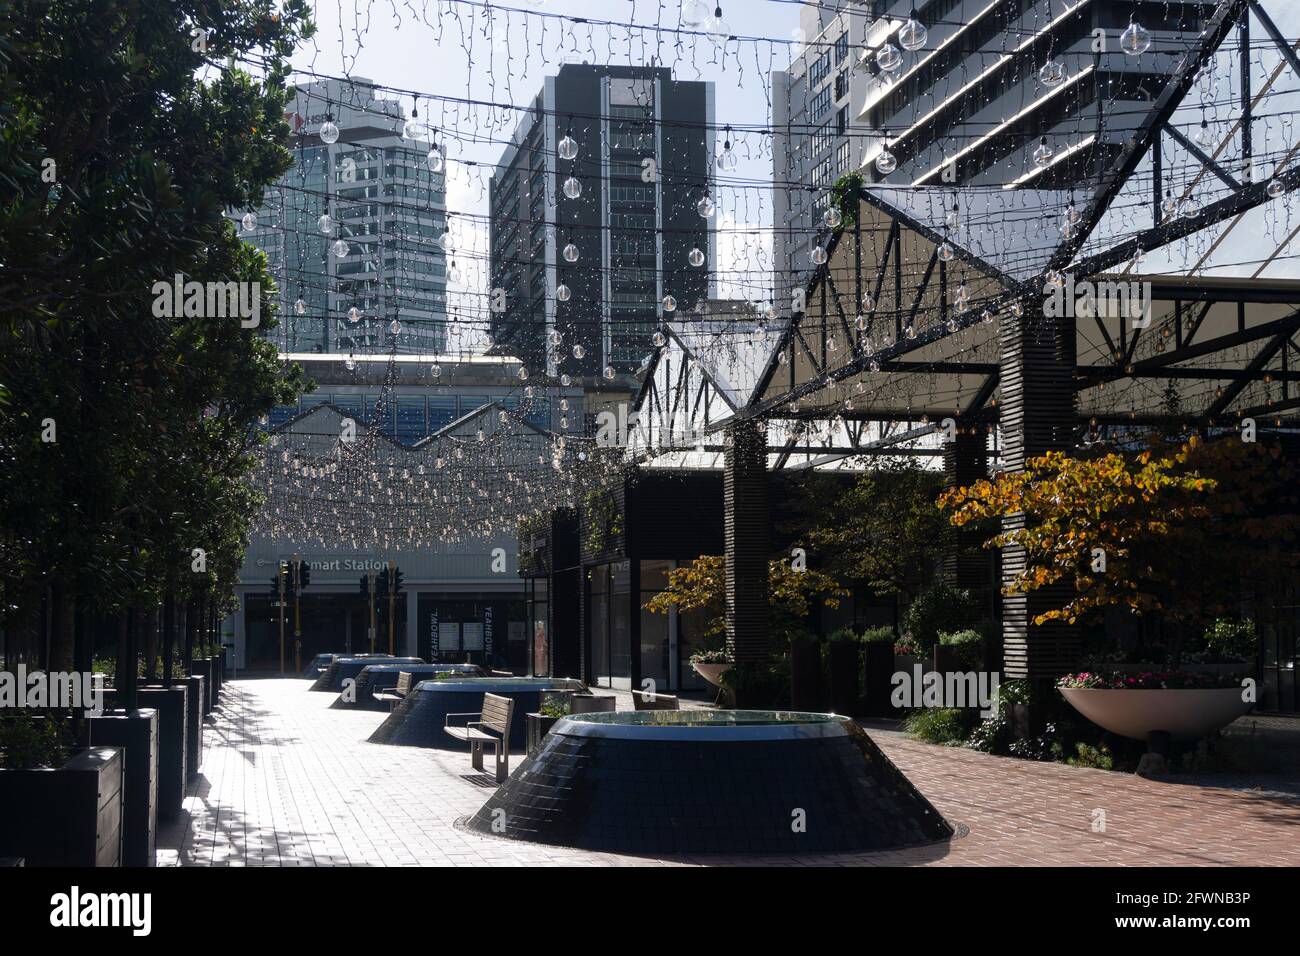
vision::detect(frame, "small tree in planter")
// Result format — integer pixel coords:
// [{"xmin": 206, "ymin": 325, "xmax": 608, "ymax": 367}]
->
[
  {"xmin": 941, "ymin": 434, "xmax": 1300, "ymax": 756},
  {"xmin": 644, "ymin": 555, "xmax": 846, "ymax": 705}
]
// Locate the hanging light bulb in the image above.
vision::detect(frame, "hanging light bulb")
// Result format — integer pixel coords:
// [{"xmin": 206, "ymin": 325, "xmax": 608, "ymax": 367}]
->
[
  {"xmin": 548, "ymin": 329, "xmax": 563, "ymax": 347},
  {"xmin": 1038, "ymin": 57, "xmax": 1067, "ymax": 88},
  {"xmin": 1196, "ymin": 119, "xmax": 1214, "ymax": 148},
  {"xmin": 898, "ymin": 10, "xmax": 927, "ymax": 52},
  {"xmin": 603, "ymin": 365, "xmax": 617, "ymax": 380},
  {"xmin": 1120, "ymin": 17, "xmax": 1152, "ymax": 56},
  {"xmin": 332, "ymin": 238, "xmax": 349, "ymax": 258},
  {"xmin": 652, "ymin": 330, "xmax": 667, "ymax": 347},
  {"xmin": 448, "ymin": 260, "xmax": 462, "ymax": 283},
  {"xmin": 558, "ymin": 134, "xmax": 579, "ymax": 161},
  {"xmin": 563, "ymin": 176, "xmax": 582, "ymax": 199},
  {"xmin": 662, "ymin": 294, "xmax": 677, "ymax": 313},
  {"xmin": 430, "ymin": 364, "xmax": 442, "ymax": 379},
  {"xmin": 1180, "ymin": 196, "xmax": 1201, "ymax": 219},
  {"xmin": 945, "ymin": 203, "xmax": 960, "ymax": 231},
  {"xmin": 294, "ymin": 298, "xmax": 306, "ymax": 315},
  {"xmin": 402, "ymin": 108, "xmax": 421, "ymax": 141},
  {"xmin": 823, "ymin": 206, "xmax": 842, "ymax": 228},
  {"xmin": 696, "ymin": 194, "xmax": 716, "ymax": 219},
  {"xmin": 563, "ymin": 242, "xmax": 580, "ymax": 262},
  {"xmin": 876, "ymin": 42, "xmax": 902, "ymax": 74},
  {"xmin": 1161, "ymin": 190, "xmax": 1178, "ymax": 217},
  {"xmin": 439, "ymin": 228, "xmax": 453, "ymax": 252},
  {"xmin": 861, "ymin": 293, "xmax": 876, "ymax": 313},
  {"xmin": 854, "ymin": 313, "xmax": 868, "ymax": 331},
  {"xmin": 389, "ymin": 319, "xmax": 401, "ymax": 335},
  {"xmin": 875, "ymin": 136, "xmax": 897, "ymax": 175},
  {"xmin": 681, "ymin": 0, "xmax": 710, "ymax": 27},
  {"xmin": 1032, "ymin": 137, "xmax": 1054, "ymax": 167},
  {"xmin": 426, "ymin": 144, "xmax": 444, "ymax": 172},
  {"xmin": 560, "ymin": 373, "xmax": 572, "ymax": 386},
  {"xmin": 717, "ymin": 135, "xmax": 739, "ymax": 172},
  {"xmin": 945, "ymin": 316, "xmax": 959, "ymax": 332},
  {"xmin": 572, "ymin": 343, "xmax": 586, "ymax": 359},
  {"xmin": 347, "ymin": 306, "xmax": 361, "ymax": 323},
  {"xmin": 1267, "ymin": 178, "xmax": 1287, "ymax": 199},
  {"xmin": 688, "ymin": 247, "xmax": 706, "ymax": 267},
  {"xmin": 1010, "ymin": 301, "xmax": 1024, "ymax": 318},
  {"xmin": 904, "ymin": 324, "xmax": 917, "ymax": 339},
  {"xmin": 955, "ymin": 283, "xmax": 970, "ymax": 310},
  {"xmin": 517, "ymin": 366, "xmax": 529, "ymax": 381},
  {"xmin": 981, "ymin": 309, "xmax": 994, "ymax": 325},
  {"xmin": 1046, "ymin": 269, "xmax": 1065, "ymax": 288},
  {"xmin": 937, "ymin": 242, "xmax": 955, "ymax": 263},
  {"xmin": 706, "ymin": 5, "xmax": 730, "ymax": 37},
  {"xmin": 811, "ymin": 245, "xmax": 828, "ymax": 265},
  {"xmin": 319, "ymin": 118, "xmax": 339, "ymax": 144},
  {"xmin": 555, "ymin": 283, "xmax": 571, "ymax": 302}
]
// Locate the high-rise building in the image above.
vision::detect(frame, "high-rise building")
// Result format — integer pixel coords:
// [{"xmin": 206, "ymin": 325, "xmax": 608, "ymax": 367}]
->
[
  {"xmin": 773, "ymin": 1, "xmax": 1215, "ymax": 299},
  {"xmin": 773, "ymin": 4, "xmax": 875, "ymax": 309},
  {"xmin": 245, "ymin": 78, "xmax": 448, "ymax": 354},
  {"xmin": 488, "ymin": 64, "xmax": 714, "ymax": 378}
]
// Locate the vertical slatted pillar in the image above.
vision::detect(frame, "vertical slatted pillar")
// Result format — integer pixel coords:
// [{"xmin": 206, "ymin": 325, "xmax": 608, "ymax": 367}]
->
[
  {"xmin": 942, "ymin": 425, "xmax": 990, "ymax": 595},
  {"xmin": 724, "ymin": 419, "xmax": 769, "ymax": 666},
  {"xmin": 999, "ymin": 305, "xmax": 1079, "ymax": 680}
]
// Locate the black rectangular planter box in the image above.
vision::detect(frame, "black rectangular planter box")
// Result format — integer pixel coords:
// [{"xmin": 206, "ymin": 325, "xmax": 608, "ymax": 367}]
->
[
  {"xmin": 85, "ymin": 709, "xmax": 158, "ymax": 868},
  {"xmin": 192, "ymin": 659, "xmax": 214, "ymax": 714},
  {"xmin": 106, "ymin": 686, "xmax": 188, "ymax": 820},
  {"xmin": 0, "ymin": 747, "xmax": 124, "ymax": 867},
  {"xmin": 185, "ymin": 674, "xmax": 205, "ymax": 779},
  {"xmin": 862, "ymin": 641, "xmax": 896, "ymax": 717},
  {"xmin": 525, "ymin": 713, "xmax": 562, "ymax": 757},
  {"xmin": 828, "ymin": 641, "xmax": 862, "ymax": 718}
]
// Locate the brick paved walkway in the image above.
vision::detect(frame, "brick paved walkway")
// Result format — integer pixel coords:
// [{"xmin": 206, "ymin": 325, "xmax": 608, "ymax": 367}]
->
[{"xmin": 156, "ymin": 679, "xmax": 1300, "ymax": 866}]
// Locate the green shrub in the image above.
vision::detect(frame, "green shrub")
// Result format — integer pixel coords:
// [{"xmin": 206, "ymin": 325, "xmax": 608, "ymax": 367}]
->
[
  {"xmin": 938, "ymin": 629, "xmax": 984, "ymax": 669},
  {"xmin": 826, "ymin": 627, "xmax": 859, "ymax": 643},
  {"xmin": 859, "ymin": 626, "xmax": 896, "ymax": 644},
  {"xmin": 721, "ymin": 657, "xmax": 791, "ymax": 708},
  {"xmin": 903, "ymin": 584, "xmax": 983, "ymax": 652},
  {"xmin": 1203, "ymin": 619, "xmax": 1257, "ymax": 662},
  {"xmin": 0, "ymin": 713, "xmax": 71, "ymax": 770},
  {"xmin": 904, "ymin": 707, "xmax": 978, "ymax": 745},
  {"xmin": 1068, "ymin": 742, "xmax": 1115, "ymax": 770}
]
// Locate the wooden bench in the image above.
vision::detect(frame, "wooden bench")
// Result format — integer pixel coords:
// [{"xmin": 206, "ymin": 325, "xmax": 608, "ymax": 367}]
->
[
  {"xmin": 444, "ymin": 693, "xmax": 514, "ymax": 783},
  {"xmin": 373, "ymin": 670, "xmax": 417, "ymax": 707},
  {"xmin": 632, "ymin": 691, "xmax": 679, "ymax": 711}
]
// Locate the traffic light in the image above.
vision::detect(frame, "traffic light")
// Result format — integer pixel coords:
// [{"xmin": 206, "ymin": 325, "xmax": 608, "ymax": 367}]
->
[
  {"xmin": 359, "ymin": 574, "xmax": 373, "ymax": 599},
  {"xmin": 376, "ymin": 567, "xmax": 391, "ymax": 600},
  {"xmin": 391, "ymin": 568, "xmax": 404, "ymax": 594},
  {"xmin": 298, "ymin": 561, "xmax": 311, "ymax": 589}
]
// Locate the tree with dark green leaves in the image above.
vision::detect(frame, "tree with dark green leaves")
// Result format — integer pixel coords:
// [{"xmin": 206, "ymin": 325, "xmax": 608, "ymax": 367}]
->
[{"xmin": 0, "ymin": 0, "xmax": 314, "ymax": 670}]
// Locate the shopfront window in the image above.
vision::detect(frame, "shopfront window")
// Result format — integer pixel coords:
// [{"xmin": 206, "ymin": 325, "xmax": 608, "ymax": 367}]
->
[{"xmin": 639, "ymin": 559, "xmax": 673, "ymax": 691}]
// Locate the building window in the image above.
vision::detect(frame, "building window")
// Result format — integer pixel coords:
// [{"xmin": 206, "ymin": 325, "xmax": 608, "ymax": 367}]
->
[
  {"xmin": 809, "ymin": 49, "xmax": 832, "ymax": 88},
  {"xmin": 834, "ymin": 70, "xmax": 847, "ymax": 102},
  {"xmin": 837, "ymin": 141, "xmax": 851, "ymax": 174},
  {"xmin": 835, "ymin": 31, "xmax": 849, "ymax": 65},
  {"xmin": 809, "ymin": 85, "xmax": 832, "ymax": 121},
  {"xmin": 836, "ymin": 105, "xmax": 848, "ymax": 136}
]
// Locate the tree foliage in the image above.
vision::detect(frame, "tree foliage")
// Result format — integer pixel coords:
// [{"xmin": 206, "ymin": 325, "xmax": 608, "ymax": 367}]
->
[
  {"xmin": 0, "ymin": 1, "xmax": 315, "ymax": 657},
  {"xmin": 643, "ymin": 554, "xmax": 847, "ymax": 644},
  {"xmin": 801, "ymin": 461, "xmax": 954, "ymax": 603},
  {"xmin": 939, "ymin": 435, "xmax": 1300, "ymax": 630}
]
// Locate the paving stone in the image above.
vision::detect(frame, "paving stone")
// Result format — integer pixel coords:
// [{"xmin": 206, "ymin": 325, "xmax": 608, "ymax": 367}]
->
[{"xmin": 154, "ymin": 678, "xmax": 1300, "ymax": 866}]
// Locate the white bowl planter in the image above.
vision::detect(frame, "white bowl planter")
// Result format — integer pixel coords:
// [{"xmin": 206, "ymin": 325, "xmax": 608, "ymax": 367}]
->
[
  {"xmin": 691, "ymin": 661, "xmax": 733, "ymax": 688},
  {"xmin": 1059, "ymin": 687, "xmax": 1253, "ymax": 742}
]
